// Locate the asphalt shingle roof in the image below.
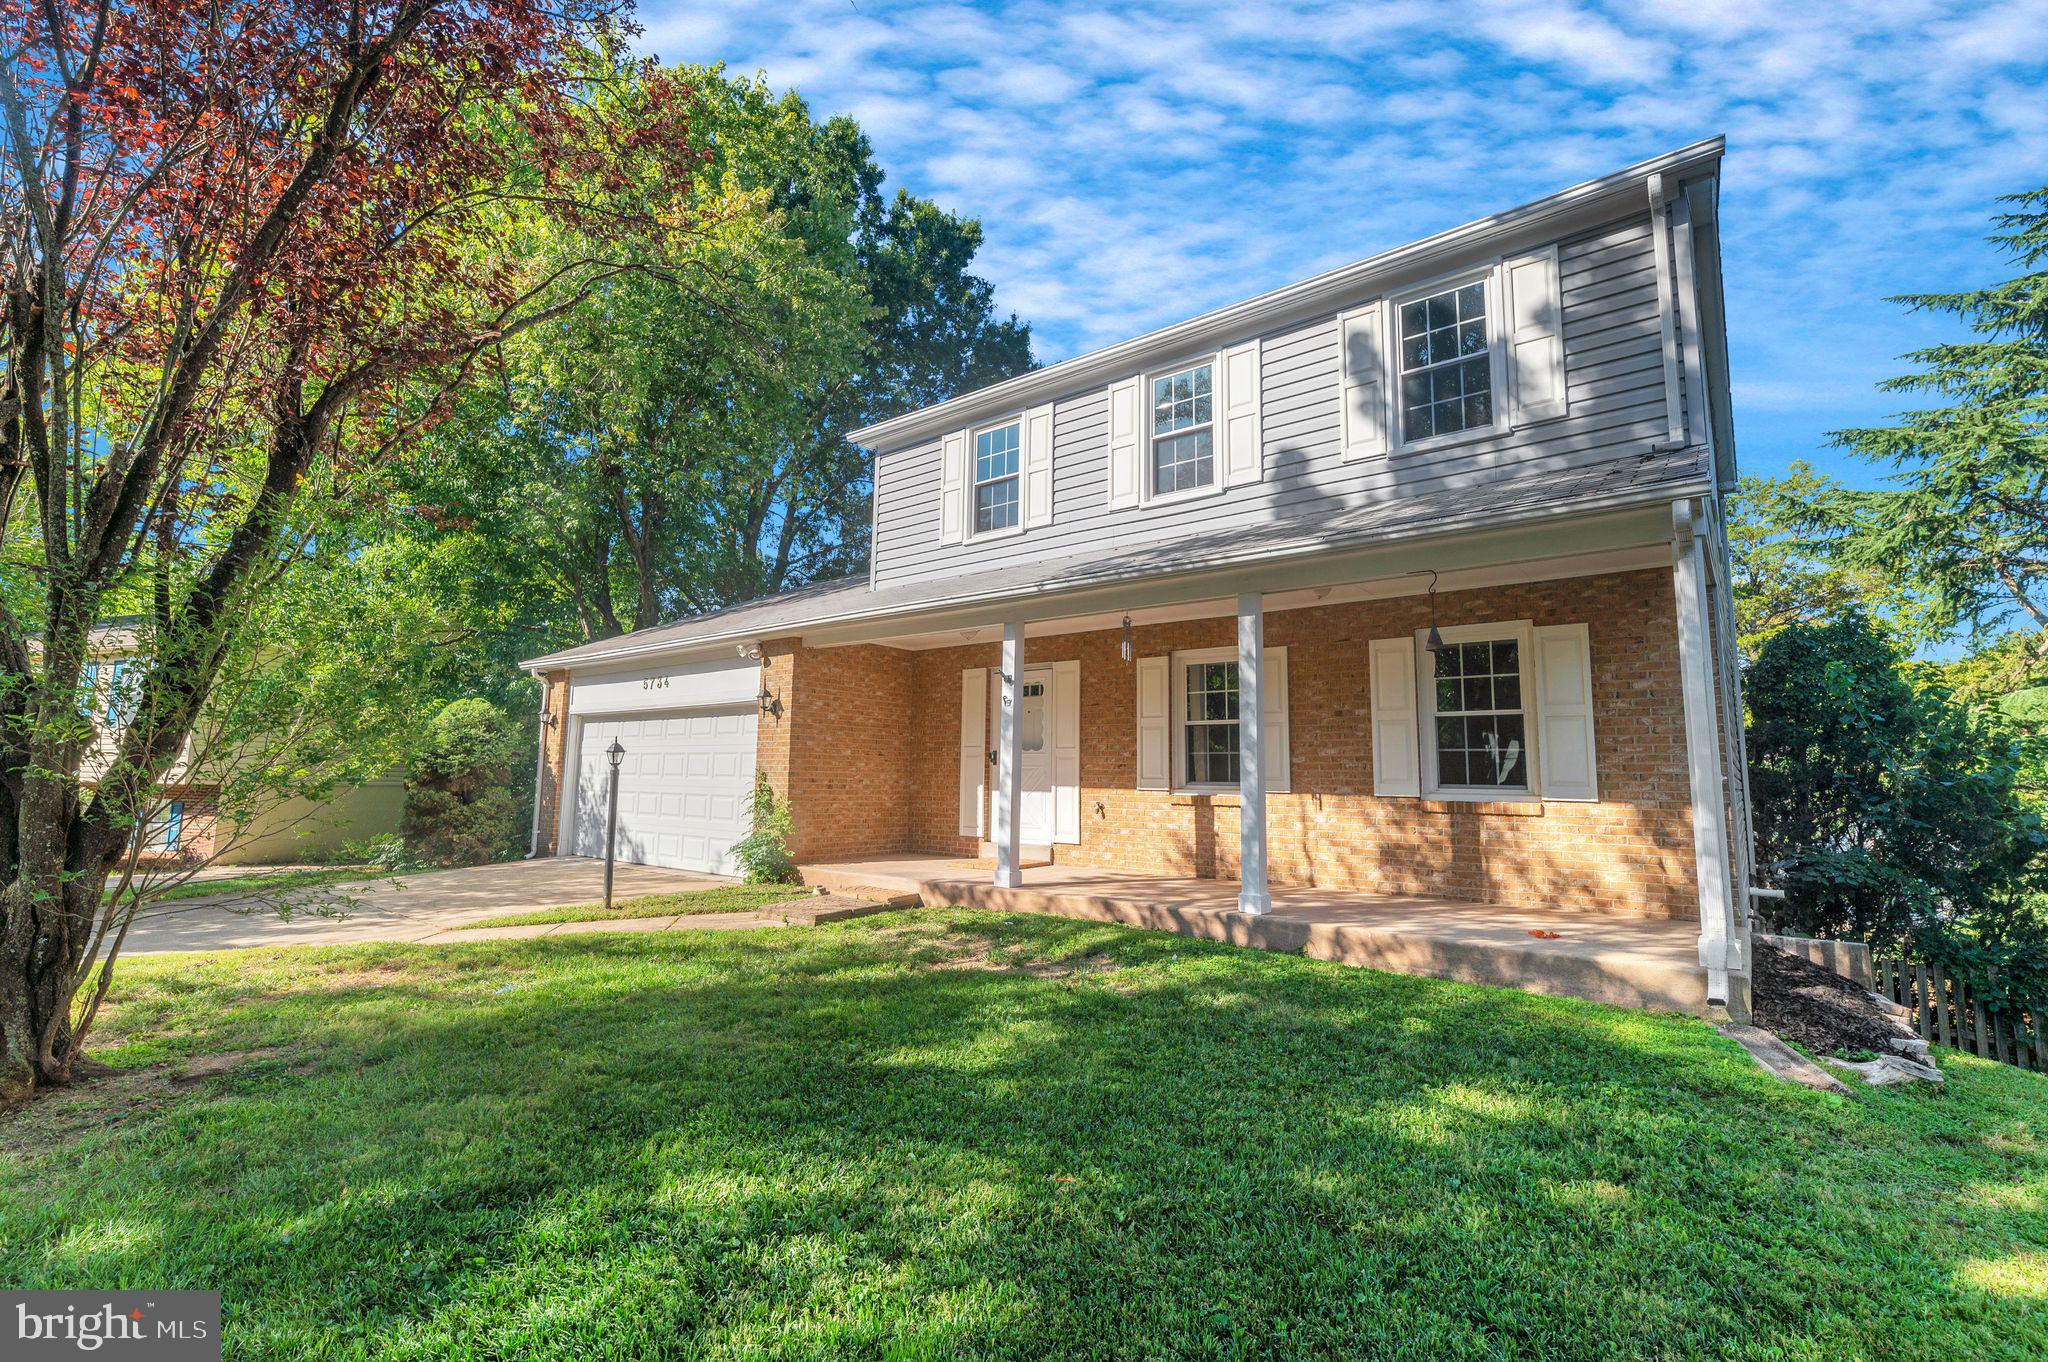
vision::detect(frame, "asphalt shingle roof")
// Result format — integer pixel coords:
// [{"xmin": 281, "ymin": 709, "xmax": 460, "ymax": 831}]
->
[{"xmin": 524, "ymin": 443, "xmax": 1709, "ymax": 672}]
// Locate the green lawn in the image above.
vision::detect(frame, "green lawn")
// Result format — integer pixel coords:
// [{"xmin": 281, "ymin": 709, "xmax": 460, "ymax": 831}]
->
[
  {"xmin": 3, "ymin": 910, "xmax": 2044, "ymax": 1360},
  {"xmin": 454, "ymin": 882, "xmax": 805, "ymax": 929},
  {"xmin": 115, "ymin": 864, "xmax": 378, "ymax": 905}
]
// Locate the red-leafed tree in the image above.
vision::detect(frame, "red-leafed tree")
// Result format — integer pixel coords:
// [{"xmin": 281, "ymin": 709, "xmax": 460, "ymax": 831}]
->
[{"xmin": 0, "ymin": 0, "xmax": 706, "ymax": 1099}]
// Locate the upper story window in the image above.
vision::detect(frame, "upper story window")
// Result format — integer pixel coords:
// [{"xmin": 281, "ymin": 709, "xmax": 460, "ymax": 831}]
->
[
  {"xmin": 1430, "ymin": 636, "xmax": 1527, "ymax": 792},
  {"xmin": 1150, "ymin": 361, "xmax": 1215, "ymax": 497},
  {"xmin": 973, "ymin": 421, "xmax": 1021, "ymax": 534},
  {"xmin": 104, "ymin": 659, "xmax": 139, "ymax": 727},
  {"xmin": 1399, "ymin": 281, "xmax": 1493, "ymax": 444}
]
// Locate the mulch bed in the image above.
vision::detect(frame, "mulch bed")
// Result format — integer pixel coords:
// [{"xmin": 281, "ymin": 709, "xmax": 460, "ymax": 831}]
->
[{"xmin": 1750, "ymin": 942, "xmax": 1907, "ymax": 1059}]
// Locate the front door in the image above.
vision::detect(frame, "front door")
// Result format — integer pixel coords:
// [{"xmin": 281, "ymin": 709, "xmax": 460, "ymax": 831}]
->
[{"xmin": 993, "ymin": 665, "xmax": 1056, "ymax": 846}]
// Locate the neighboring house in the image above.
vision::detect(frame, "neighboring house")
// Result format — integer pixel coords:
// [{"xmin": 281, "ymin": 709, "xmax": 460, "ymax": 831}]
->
[
  {"xmin": 78, "ymin": 619, "xmax": 404, "ymax": 866},
  {"xmin": 522, "ymin": 138, "xmax": 1756, "ymax": 1013}
]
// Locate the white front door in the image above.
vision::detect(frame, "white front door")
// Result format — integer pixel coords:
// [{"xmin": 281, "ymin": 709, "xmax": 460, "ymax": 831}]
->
[
  {"xmin": 572, "ymin": 709, "xmax": 757, "ymax": 874},
  {"xmin": 993, "ymin": 665, "xmax": 1056, "ymax": 846}
]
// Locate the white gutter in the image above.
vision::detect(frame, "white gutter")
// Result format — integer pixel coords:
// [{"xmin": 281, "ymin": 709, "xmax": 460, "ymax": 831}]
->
[
  {"xmin": 521, "ymin": 471, "xmax": 1712, "ymax": 674},
  {"xmin": 849, "ymin": 137, "xmax": 1725, "ymax": 452}
]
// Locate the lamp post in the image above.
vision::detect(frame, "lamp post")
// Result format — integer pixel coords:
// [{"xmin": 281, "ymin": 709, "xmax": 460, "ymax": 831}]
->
[{"xmin": 603, "ymin": 738, "xmax": 625, "ymax": 911}]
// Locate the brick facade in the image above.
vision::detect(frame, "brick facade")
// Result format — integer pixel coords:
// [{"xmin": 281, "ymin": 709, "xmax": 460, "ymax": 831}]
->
[
  {"xmin": 533, "ymin": 567, "xmax": 1704, "ymax": 921},
  {"xmin": 533, "ymin": 669, "xmax": 572, "ymax": 854},
  {"xmin": 891, "ymin": 568, "xmax": 1698, "ymax": 919},
  {"xmin": 760, "ymin": 641, "xmax": 915, "ymax": 862}
]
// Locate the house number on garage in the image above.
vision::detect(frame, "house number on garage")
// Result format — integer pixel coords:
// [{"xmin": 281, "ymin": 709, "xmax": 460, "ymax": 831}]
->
[{"xmin": 642, "ymin": 676, "xmax": 669, "ymax": 690}]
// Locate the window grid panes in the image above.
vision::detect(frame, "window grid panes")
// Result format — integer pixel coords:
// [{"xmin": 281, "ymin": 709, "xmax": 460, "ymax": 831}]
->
[
  {"xmin": 1151, "ymin": 363, "xmax": 1215, "ymax": 496},
  {"xmin": 1182, "ymin": 659, "xmax": 1240, "ymax": 787},
  {"xmin": 1431, "ymin": 639, "xmax": 1528, "ymax": 790},
  {"xmin": 1399, "ymin": 282, "xmax": 1492, "ymax": 442},
  {"xmin": 973, "ymin": 422, "xmax": 1020, "ymax": 533}
]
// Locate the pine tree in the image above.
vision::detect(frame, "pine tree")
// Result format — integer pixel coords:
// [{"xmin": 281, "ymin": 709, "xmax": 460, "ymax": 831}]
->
[{"xmin": 1823, "ymin": 188, "xmax": 2048, "ymax": 660}]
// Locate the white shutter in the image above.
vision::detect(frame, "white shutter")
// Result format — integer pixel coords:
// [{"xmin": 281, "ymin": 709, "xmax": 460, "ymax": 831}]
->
[
  {"xmin": 1340, "ymin": 300, "xmax": 1391, "ymax": 460},
  {"xmin": 1219, "ymin": 340, "xmax": 1262, "ymax": 488},
  {"xmin": 1263, "ymin": 645, "xmax": 1290, "ymax": 793},
  {"xmin": 1506, "ymin": 245, "xmax": 1567, "ymax": 425},
  {"xmin": 939, "ymin": 429, "xmax": 969, "ymax": 545},
  {"xmin": 1053, "ymin": 658, "xmax": 1080, "ymax": 843},
  {"xmin": 1534, "ymin": 623, "xmax": 1597, "ymax": 801},
  {"xmin": 1023, "ymin": 401, "xmax": 1055, "ymax": 528},
  {"xmin": 1135, "ymin": 655, "xmax": 1170, "ymax": 790},
  {"xmin": 958, "ymin": 666, "xmax": 987, "ymax": 835},
  {"xmin": 1368, "ymin": 637, "xmax": 1420, "ymax": 797},
  {"xmin": 1106, "ymin": 377, "xmax": 1144, "ymax": 509}
]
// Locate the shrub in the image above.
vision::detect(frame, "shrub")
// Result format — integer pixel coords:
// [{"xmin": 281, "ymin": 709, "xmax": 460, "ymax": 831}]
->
[
  {"xmin": 729, "ymin": 776, "xmax": 796, "ymax": 884},
  {"xmin": 1747, "ymin": 612, "xmax": 2048, "ymax": 998},
  {"xmin": 401, "ymin": 698, "xmax": 532, "ymax": 867}
]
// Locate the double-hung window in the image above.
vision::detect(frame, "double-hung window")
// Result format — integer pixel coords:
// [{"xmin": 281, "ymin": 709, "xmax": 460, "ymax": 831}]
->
[
  {"xmin": 1177, "ymin": 652, "xmax": 1240, "ymax": 789},
  {"xmin": 141, "ymin": 800, "xmax": 184, "ymax": 852},
  {"xmin": 973, "ymin": 420, "xmax": 1021, "ymax": 534},
  {"xmin": 1398, "ymin": 279, "xmax": 1495, "ymax": 445},
  {"xmin": 1150, "ymin": 361, "xmax": 1215, "ymax": 498},
  {"xmin": 1428, "ymin": 633, "xmax": 1529, "ymax": 793}
]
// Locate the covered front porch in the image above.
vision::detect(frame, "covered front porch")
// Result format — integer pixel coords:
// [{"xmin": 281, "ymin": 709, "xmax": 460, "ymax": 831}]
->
[{"xmin": 799, "ymin": 854, "xmax": 1716, "ymax": 1016}]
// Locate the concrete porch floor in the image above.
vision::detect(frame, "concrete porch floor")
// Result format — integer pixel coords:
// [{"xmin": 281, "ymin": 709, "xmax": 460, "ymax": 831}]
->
[{"xmin": 798, "ymin": 854, "xmax": 1716, "ymax": 1016}]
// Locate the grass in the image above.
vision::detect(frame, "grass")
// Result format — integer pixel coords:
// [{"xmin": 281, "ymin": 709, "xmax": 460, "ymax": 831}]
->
[
  {"xmin": 2, "ymin": 908, "xmax": 2044, "ymax": 1360},
  {"xmin": 116, "ymin": 864, "xmax": 377, "ymax": 905},
  {"xmin": 453, "ymin": 882, "xmax": 804, "ymax": 929}
]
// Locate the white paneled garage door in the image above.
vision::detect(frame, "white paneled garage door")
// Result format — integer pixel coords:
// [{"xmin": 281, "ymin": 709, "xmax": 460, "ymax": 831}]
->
[{"xmin": 572, "ymin": 709, "xmax": 758, "ymax": 874}]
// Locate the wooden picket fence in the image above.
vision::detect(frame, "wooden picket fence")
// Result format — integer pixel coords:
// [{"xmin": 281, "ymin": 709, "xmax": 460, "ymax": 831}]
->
[{"xmin": 1872, "ymin": 958, "xmax": 2048, "ymax": 1071}]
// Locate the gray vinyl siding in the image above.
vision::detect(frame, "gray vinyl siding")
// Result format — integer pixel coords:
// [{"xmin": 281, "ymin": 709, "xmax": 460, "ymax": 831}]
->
[{"xmin": 872, "ymin": 211, "xmax": 1679, "ymax": 588}]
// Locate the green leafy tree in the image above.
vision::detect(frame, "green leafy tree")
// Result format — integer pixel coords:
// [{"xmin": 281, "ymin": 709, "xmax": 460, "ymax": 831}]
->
[
  {"xmin": 1726, "ymin": 463, "xmax": 1924, "ymax": 657},
  {"xmin": 1747, "ymin": 613, "xmax": 2048, "ymax": 995},
  {"xmin": 402, "ymin": 699, "xmax": 531, "ymax": 867},
  {"xmin": 1817, "ymin": 186, "xmax": 2048, "ymax": 664},
  {"xmin": 404, "ymin": 67, "xmax": 1037, "ymax": 665}
]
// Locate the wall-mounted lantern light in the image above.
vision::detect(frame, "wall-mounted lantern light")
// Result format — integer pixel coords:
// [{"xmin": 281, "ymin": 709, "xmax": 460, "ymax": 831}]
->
[
  {"xmin": 758, "ymin": 685, "xmax": 783, "ymax": 720},
  {"xmin": 1120, "ymin": 614, "xmax": 1134, "ymax": 664}
]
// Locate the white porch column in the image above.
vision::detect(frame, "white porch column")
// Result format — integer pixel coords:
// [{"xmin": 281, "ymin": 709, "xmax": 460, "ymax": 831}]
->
[
  {"xmin": 1672, "ymin": 499, "xmax": 1741, "ymax": 1011},
  {"xmin": 1236, "ymin": 592, "xmax": 1271, "ymax": 915},
  {"xmin": 993, "ymin": 620, "xmax": 1025, "ymax": 890}
]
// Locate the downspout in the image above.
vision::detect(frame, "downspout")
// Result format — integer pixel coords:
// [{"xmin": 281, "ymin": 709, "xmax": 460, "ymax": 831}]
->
[{"xmin": 526, "ymin": 676, "xmax": 552, "ymax": 858}]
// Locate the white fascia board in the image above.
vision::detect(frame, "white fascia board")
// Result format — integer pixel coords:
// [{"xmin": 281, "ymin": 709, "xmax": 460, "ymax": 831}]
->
[
  {"xmin": 520, "ymin": 475, "xmax": 1709, "ymax": 675},
  {"xmin": 850, "ymin": 139, "xmax": 1725, "ymax": 454}
]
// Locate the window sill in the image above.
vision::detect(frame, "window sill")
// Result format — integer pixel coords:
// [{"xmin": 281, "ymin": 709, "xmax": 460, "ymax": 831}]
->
[
  {"xmin": 1419, "ymin": 798, "xmax": 1545, "ymax": 817},
  {"xmin": 1395, "ymin": 421, "xmax": 1503, "ymax": 458},
  {"xmin": 967, "ymin": 521, "xmax": 1025, "ymax": 543},
  {"xmin": 1143, "ymin": 476, "xmax": 1225, "ymax": 510}
]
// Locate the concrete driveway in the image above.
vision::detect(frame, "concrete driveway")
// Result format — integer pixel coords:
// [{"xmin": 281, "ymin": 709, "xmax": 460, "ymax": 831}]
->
[{"xmin": 123, "ymin": 858, "xmax": 720, "ymax": 954}]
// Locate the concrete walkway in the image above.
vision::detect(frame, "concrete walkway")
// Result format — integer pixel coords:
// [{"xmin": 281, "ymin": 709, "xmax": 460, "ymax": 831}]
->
[{"xmin": 123, "ymin": 859, "xmax": 720, "ymax": 954}]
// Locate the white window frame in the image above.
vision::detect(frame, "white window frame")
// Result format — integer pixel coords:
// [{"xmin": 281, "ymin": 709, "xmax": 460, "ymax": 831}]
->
[
  {"xmin": 968, "ymin": 415, "xmax": 1025, "ymax": 540},
  {"xmin": 1169, "ymin": 645, "xmax": 1242, "ymax": 793},
  {"xmin": 1392, "ymin": 264, "xmax": 1507, "ymax": 456},
  {"xmin": 1416, "ymin": 619, "xmax": 1540, "ymax": 802},
  {"xmin": 1144, "ymin": 354, "xmax": 1224, "ymax": 506}
]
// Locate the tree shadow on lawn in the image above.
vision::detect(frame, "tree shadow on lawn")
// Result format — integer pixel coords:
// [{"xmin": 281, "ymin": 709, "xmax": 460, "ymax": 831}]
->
[{"xmin": 5, "ymin": 911, "xmax": 2045, "ymax": 1361}]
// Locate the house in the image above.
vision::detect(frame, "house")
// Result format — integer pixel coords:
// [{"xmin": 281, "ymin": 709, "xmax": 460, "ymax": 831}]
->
[
  {"xmin": 521, "ymin": 138, "xmax": 1757, "ymax": 1017},
  {"xmin": 78, "ymin": 618, "xmax": 404, "ymax": 866}
]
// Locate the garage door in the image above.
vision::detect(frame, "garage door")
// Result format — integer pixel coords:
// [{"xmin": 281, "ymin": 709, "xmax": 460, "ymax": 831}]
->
[{"xmin": 571, "ymin": 709, "xmax": 758, "ymax": 874}]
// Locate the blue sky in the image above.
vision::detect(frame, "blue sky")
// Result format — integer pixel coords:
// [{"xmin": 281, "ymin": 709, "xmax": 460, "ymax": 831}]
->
[{"xmin": 638, "ymin": 0, "xmax": 2048, "ymax": 487}]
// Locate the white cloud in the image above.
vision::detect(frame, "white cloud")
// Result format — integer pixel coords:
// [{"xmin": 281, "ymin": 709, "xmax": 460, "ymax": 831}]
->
[{"xmin": 638, "ymin": 0, "xmax": 2048, "ymax": 479}]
